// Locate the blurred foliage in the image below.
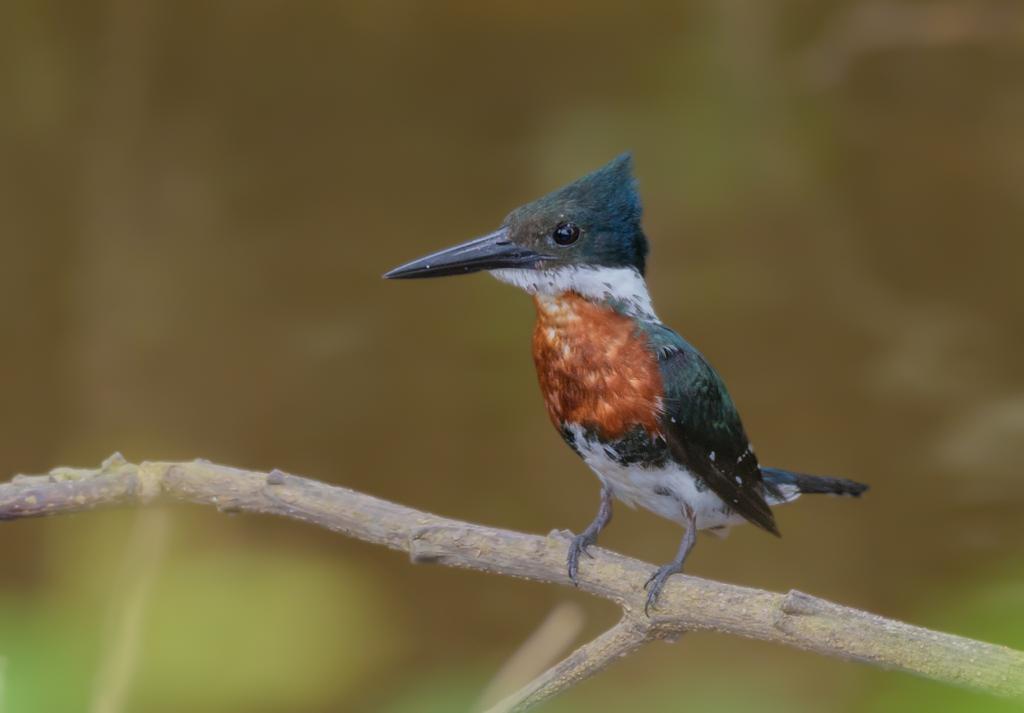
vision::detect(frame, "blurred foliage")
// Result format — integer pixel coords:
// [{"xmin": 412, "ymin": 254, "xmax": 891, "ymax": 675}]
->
[
  {"xmin": 0, "ymin": 511, "xmax": 394, "ymax": 712},
  {"xmin": 0, "ymin": 0, "xmax": 1022, "ymax": 710}
]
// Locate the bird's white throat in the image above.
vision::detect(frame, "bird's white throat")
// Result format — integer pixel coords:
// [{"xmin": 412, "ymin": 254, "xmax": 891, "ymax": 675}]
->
[{"xmin": 490, "ymin": 266, "xmax": 656, "ymax": 319}]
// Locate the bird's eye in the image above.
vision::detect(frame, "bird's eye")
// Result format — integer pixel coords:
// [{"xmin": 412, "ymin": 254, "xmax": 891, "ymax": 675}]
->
[{"xmin": 552, "ymin": 222, "xmax": 580, "ymax": 246}]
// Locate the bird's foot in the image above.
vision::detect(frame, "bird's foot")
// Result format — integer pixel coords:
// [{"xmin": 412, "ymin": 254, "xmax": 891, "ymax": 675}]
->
[
  {"xmin": 643, "ymin": 562, "xmax": 683, "ymax": 616},
  {"xmin": 566, "ymin": 531, "xmax": 597, "ymax": 586}
]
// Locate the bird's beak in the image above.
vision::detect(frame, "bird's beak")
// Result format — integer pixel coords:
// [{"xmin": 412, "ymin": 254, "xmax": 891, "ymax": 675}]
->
[{"xmin": 383, "ymin": 228, "xmax": 550, "ymax": 279}]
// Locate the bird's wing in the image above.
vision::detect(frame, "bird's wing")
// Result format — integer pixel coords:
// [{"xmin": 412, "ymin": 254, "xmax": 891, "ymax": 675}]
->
[{"xmin": 643, "ymin": 323, "xmax": 780, "ymax": 535}]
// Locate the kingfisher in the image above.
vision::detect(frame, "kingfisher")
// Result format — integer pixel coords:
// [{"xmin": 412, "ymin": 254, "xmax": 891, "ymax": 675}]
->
[{"xmin": 384, "ymin": 154, "xmax": 868, "ymax": 613}]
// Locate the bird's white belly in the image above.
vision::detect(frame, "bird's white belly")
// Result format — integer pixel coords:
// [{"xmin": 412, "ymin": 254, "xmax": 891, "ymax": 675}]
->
[{"xmin": 566, "ymin": 425, "xmax": 742, "ymax": 530}]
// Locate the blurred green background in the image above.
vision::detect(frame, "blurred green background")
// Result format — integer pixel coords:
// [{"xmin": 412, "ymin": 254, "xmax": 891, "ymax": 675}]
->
[{"xmin": 1, "ymin": 1, "xmax": 1023, "ymax": 711}]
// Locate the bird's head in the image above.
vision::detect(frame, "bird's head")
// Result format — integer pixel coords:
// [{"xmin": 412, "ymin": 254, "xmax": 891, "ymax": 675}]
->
[{"xmin": 384, "ymin": 154, "xmax": 651, "ymax": 312}]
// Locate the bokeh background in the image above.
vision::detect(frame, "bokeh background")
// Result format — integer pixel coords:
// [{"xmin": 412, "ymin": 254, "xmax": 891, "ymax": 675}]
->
[{"xmin": 2, "ymin": 1, "xmax": 1023, "ymax": 711}]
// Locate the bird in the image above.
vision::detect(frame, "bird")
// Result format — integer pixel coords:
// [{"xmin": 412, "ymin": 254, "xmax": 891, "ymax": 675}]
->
[{"xmin": 384, "ymin": 154, "xmax": 868, "ymax": 613}]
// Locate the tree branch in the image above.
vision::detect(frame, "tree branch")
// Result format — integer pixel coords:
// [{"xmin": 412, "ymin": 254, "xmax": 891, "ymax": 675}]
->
[
  {"xmin": 475, "ymin": 603, "xmax": 586, "ymax": 711},
  {"xmin": 3, "ymin": 455, "xmax": 1023, "ymax": 705},
  {"xmin": 482, "ymin": 615, "xmax": 648, "ymax": 713}
]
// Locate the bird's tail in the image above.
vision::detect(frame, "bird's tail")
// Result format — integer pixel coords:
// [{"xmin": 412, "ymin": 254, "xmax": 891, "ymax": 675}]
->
[{"xmin": 761, "ymin": 467, "xmax": 869, "ymax": 501}]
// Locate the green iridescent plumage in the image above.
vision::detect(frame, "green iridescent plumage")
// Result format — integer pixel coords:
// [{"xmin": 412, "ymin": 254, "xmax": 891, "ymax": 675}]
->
[
  {"xmin": 640, "ymin": 321, "xmax": 779, "ymax": 534},
  {"xmin": 502, "ymin": 153, "xmax": 649, "ymax": 274}
]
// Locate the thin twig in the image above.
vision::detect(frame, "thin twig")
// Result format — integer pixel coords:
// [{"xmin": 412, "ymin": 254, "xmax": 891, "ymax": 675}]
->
[
  {"xmin": 476, "ymin": 602, "xmax": 586, "ymax": 711},
  {"xmin": 483, "ymin": 616, "xmax": 649, "ymax": 713},
  {"xmin": 2, "ymin": 455, "xmax": 1023, "ymax": 707},
  {"xmin": 89, "ymin": 510, "xmax": 171, "ymax": 713}
]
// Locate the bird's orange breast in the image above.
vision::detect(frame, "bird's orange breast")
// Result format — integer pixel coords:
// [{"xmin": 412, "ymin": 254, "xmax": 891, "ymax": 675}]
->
[{"xmin": 532, "ymin": 293, "xmax": 663, "ymax": 441}]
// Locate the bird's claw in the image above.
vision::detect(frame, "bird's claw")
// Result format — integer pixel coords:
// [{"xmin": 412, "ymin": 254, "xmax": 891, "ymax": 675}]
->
[
  {"xmin": 643, "ymin": 563, "xmax": 682, "ymax": 616},
  {"xmin": 566, "ymin": 532, "xmax": 596, "ymax": 586}
]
